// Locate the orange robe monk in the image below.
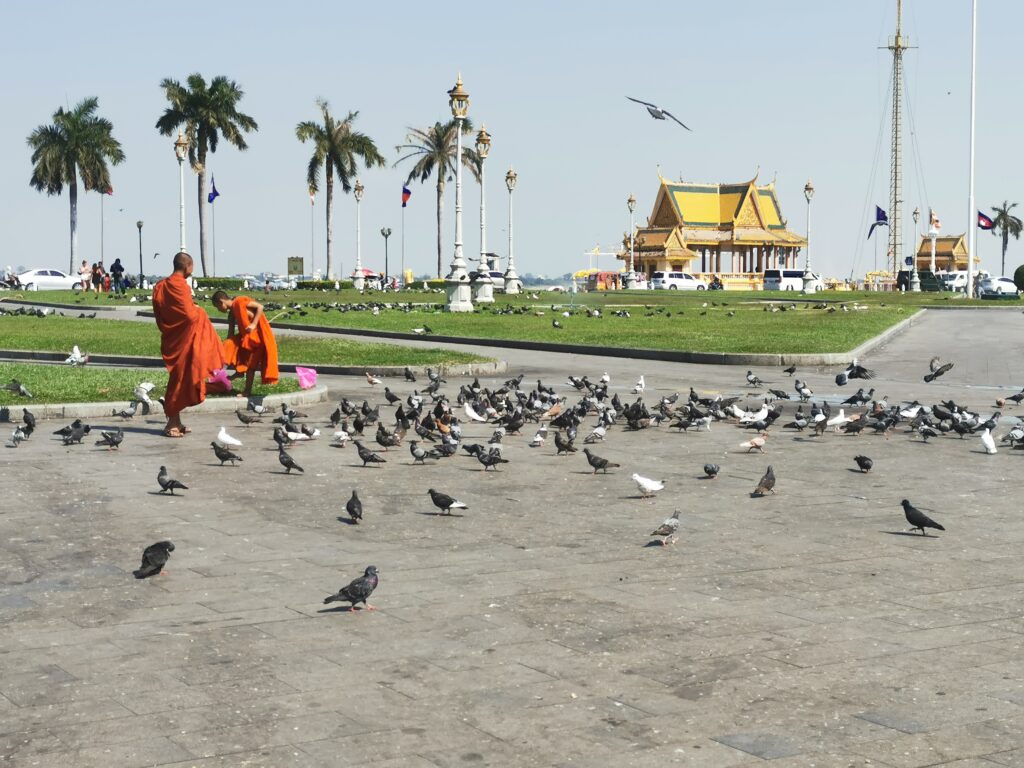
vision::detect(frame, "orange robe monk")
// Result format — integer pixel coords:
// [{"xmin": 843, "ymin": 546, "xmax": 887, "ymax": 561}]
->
[
  {"xmin": 152, "ymin": 253, "xmax": 226, "ymax": 436},
  {"xmin": 216, "ymin": 293, "xmax": 279, "ymax": 396}
]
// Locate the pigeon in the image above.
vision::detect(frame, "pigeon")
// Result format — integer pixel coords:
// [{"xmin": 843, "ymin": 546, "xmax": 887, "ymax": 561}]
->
[
  {"xmin": 157, "ymin": 466, "xmax": 187, "ymax": 495},
  {"xmin": 404, "ymin": 367, "xmax": 417, "ymax": 382},
  {"xmin": 783, "ymin": 364, "xmax": 797, "ymax": 376},
  {"xmin": 477, "ymin": 450, "xmax": 509, "ymax": 471},
  {"xmin": 346, "ymin": 490, "xmax": 363, "ymax": 524},
  {"xmin": 278, "ymin": 446, "xmax": 304, "ymax": 473},
  {"xmin": 901, "ymin": 499, "xmax": 945, "ymax": 536},
  {"xmin": 854, "ymin": 455, "xmax": 873, "ymax": 473},
  {"xmin": 64, "ymin": 345, "xmax": 89, "ymax": 366},
  {"xmin": 323, "ymin": 566, "xmax": 379, "ymax": 611},
  {"xmin": 980, "ymin": 428, "xmax": 997, "ymax": 455},
  {"xmin": 753, "ymin": 465, "xmax": 776, "ymax": 496},
  {"xmin": 384, "ymin": 387, "xmax": 401, "ymax": 405},
  {"xmin": 529, "ymin": 425, "xmax": 549, "ymax": 447},
  {"xmin": 583, "ymin": 425, "xmax": 606, "ymax": 444},
  {"xmin": 133, "ymin": 382, "xmax": 156, "ymax": 414},
  {"xmin": 22, "ymin": 408, "xmax": 36, "ymax": 431},
  {"xmin": 428, "ymin": 488, "xmax": 468, "ymax": 515},
  {"xmin": 632, "ymin": 376, "xmax": 645, "ymax": 394},
  {"xmin": 53, "ymin": 419, "xmax": 84, "ymax": 438},
  {"xmin": 583, "ymin": 448, "xmax": 620, "ymax": 474},
  {"xmin": 554, "ymin": 431, "xmax": 577, "ymax": 455},
  {"xmin": 133, "ymin": 541, "xmax": 175, "ymax": 579},
  {"xmin": 650, "ymin": 512, "xmax": 681, "ymax": 546},
  {"xmin": 332, "ymin": 428, "xmax": 351, "ymax": 447},
  {"xmin": 95, "ymin": 428, "xmax": 124, "ymax": 450},
  {"xmin": 62, "ymin": 424, "xmax": 91, "ymax": 445},
  {"xmin": 4, "ymin": 379, "xmax": 33, "ymax": 398},
  {"xmin": 552, "ymin": 319, "xmax": 562, "ymax": 329},
  {"xmin": 409, "ymin": 441, "xmax": 440, "ymax": 464},
  {"xmin": 836, "ymin": 359, "xmax": 875, "ymax": 386},
  {"xmin": 235, "ymin": 410, "xmax": 261, "ymax": 426},
  {"xmin": 924, "ymin": 358, "xmax": 954, "ymax": 383},
  {"xmin": 632, "ymin": 473, "xmax": 665, "ymax": 498},
  {"xmin": 740, "ymin": 433, "xmax": 769, "ymax": 453},
  {"xmin": 746, "ymin": 370, "xmax": 763, "ymax": 387},
  {"xmin": 10, "ymin": 425, "xmax": 27, "ymax": 448},
  {"xmin": 365, "ymin": 371, "xmax": 382, "ymax": 386},
  {"xmin": 411, "ymin": 327, "xmax": 433, "ymax": 335},
  {"xmin": 112, "ymin": 402, "xmax": 139, "ymax": 420},
  {"xmin": 464, "ymin": 402, "xmax": 487, "ymax": 423},
  {"xmin": 703, "ymin": 463, "xmax": 720, "ymax": 479},
  {"xmin": 216, "ymin": 426, "xmax": 242, "ymax": 448},
  {"xmin": 355, "ymin": 440, "xmax": 386, "ymax": 467},
  {"xmin": 625, "ymin": 96, "xmax": 691, "ymax": 130},
  {"xmin": 211, "ymin": 441, "xmax": 242, "ymax": 466}
]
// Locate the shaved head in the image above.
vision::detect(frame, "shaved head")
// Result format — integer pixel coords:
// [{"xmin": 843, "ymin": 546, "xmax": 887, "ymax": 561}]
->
[{"xmin": 172, "ymin": 251, "xmax": 193, "ymax": 276}]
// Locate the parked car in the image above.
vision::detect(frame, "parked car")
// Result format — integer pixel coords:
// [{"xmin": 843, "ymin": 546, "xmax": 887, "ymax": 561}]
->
[
  {"xmin": 979, "ymin": 276, "xmax": 1019, "ymax": 295},
  {"xmin": 762, "ymin": 269, "xmax": 805, "ymax": 291},
  {"xmin": 468, "ymin": 270, "xmax": 506, "ymax": 291},
  {"xmin": 17, "ymin": 268, "xmax": 83, "ymax": 291},
  {"xmin": 939, "ymin": 270, "xmax": 990, "ymax": 292},
  {"xmin": 651, "ymin": 271, "xmax": 707, "ymax": 290}
]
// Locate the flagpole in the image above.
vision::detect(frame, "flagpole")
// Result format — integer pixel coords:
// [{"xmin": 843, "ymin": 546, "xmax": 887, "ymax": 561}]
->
[
  {"xmin": 212, "ymin": 198, "xmax": 216, "ymax": 278},
  {"xmin": 310, "ymin": 194, "xmax": 315, "ymax": 279},
  {"xmin": 100, "ymin": 192, "xmax": 105, "ymax": 264},
  {"xmin": 401, "ymin": 204, "xmax": 406, "ymax": 287},
  {"xmin": 966, "ymin": 0, "xmax": 978, "ymax": 297}
]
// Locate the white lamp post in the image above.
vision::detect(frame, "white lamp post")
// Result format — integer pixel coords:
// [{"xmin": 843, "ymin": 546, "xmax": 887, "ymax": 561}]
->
[
  {"xmin": 380, "ymin": 227, "xmax": 392, "ymax": 286},
  {"xmin": 625, "ymin": 193, "xmax": 638, "ymax": 289},
  {"xmin": 929, "ymin": 213, "xmax": 938, "ymax": 276},
  {"xmin": 352, "ymin": 179, "xmax": 365, "ymax": 292},
  {"xmin": 910, "ymin": 206, "xmax": 922, "ymax": 291},
  {"xmin": 174, "ymin": 130, "xmax": 189, "ymax": 254},
  {"xmin": 802, "ymin": 179, "xmax": 816, "ymax": 294},
  {"xmin": 472, "ymin": 125, "xmax": 494, "ymax": 303},
  {"xmin": 503, "ymin": 167, "xmax": 521, "ymax": 294},
  {"xmin": 445, "ymin": 75, "xmax": 474, "ymax": 311}
]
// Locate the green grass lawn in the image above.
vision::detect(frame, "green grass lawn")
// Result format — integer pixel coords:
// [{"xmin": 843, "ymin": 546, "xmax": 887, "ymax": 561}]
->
[
  {"xmin": 0, "ymin": 362, "xmax": 299, "ymax": 406},
  {"xmin": 0, "ymin": 316, "xmax": 487, "ymax": 367}
]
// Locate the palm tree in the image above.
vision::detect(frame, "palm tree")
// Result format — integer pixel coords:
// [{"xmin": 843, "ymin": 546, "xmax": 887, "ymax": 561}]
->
[
  {"xmin": 395, "ymin": 120, "xmax": 480, "ymax": 278},
  {"xmin": 296, "ymin": 101, "xmax": 385, "ymax": 280},
  {"xmin": 156, "ymin": 74, "xmax": 257, "ymax": 277},
  {"xmin": 27, "ymin": 97, "xmax": 125, "ymax": 273},
  {"xmin": 990, "ymin": 201, "xmax": 1022, "ymax": 277}
]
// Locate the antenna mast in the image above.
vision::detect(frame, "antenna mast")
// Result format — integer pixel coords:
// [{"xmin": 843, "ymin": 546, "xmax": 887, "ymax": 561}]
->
[{"xmin": 886, "ymin": 0, "xmax": 910, "ymax": 280}]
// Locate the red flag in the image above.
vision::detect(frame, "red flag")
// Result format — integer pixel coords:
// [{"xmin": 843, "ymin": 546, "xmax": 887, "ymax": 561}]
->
[{"xmin": 978, "ymin": 211, "xmax": 995, "ymax": 230}]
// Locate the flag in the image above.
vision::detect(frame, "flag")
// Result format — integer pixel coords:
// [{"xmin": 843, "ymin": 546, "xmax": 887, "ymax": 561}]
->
[
  {"xmin": 402, "ymin": 185, "xmax": 411, "ymax": 208},
  {"xmin": 978, "ymin": 211, "xmax": 995, "ymax": 231},
  {"xmin": 207, "ymin": 177, "xmax": 220, "ymax": 204},
  {"xmin": 929, "ymin": 208, "xmax": 942, "ymax": 231},
  {"xmin": 867, "ymin": 205, "xmax": 888, "ymax": 240}
]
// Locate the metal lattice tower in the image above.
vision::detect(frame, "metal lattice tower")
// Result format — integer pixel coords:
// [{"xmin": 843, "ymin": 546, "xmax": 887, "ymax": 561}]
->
[{"xmin": 886, "ymin": 0, "xmax": 910, "ymax": 276}]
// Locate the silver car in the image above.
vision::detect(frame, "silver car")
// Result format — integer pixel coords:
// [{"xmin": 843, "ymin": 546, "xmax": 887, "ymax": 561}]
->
[{"xmin": 17, "ymin": 268, "xmax": 84, "ymax": 291}]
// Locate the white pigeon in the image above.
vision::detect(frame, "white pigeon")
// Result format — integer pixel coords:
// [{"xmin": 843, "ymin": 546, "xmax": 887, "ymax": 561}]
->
[
  {"xmin": 365, "ymin": 371, "xmax": 382, "ymax": 386},
  {"xmin": 632, "ymin": 376, "xmax": 646, "ymax": 394},
  {"xmin": 600, "ymin": 372, "xmax": 610, "ymax": 384},
  {"xmin": 286, "ymin": 430, "xmax": 311, "ymax": 442},
  {"xmin": 727, "ymin": 403, "xmax": 746, "ymax": 419},
  {"xmin": 584, "ymin": 425, "xmax": 606, "ymax": 443},
  {"xmin": 826, "ymin": 408, "xmax": 850, "ymax": 431},
  {"xmin": 632, "ymin": 473, "xmax": 665, "ymax": 498},
  {"xmin": 133, "ymin": 382, "xmax": 155, "ymax": 404},
  {"xmin": 739, "ymin": 404, "xmax": 769, "ymax": 424},
  {"xmin": 529, "ymin": 425, "xmax": 549, "ymax": 447},
  {"xmin": 464, "ymin": 403, "xmax": 487, "ymax": 423},
  {"xmin": 216, "ymin": 426, "xmax": 242, "ymax": 448},
  {"xmin": 64, "ymin": 345, "xmax": 89, "ymax": 366},
  {"xmin": 332, "ymin": 429, "xmax": 351, "ymax": 447},
  {"xmin": 412, "ymin": 328, "xmax": 429, "ymax": 335},
  {"xmin": 693, "ymin": 415, "xmax": 712, "ymax": 432},
  {"xmin": 981, "ymin": 428, "xmax": 997, "ymax": 455}
]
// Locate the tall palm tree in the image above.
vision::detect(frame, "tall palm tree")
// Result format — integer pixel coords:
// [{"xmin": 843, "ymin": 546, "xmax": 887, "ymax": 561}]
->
[
  {"xmin": 296, "ymin": 101, "xmax": 385, "ymax": 280},
  {"xmin": 990, "ymin": 201, "xmax": 1022, "ymax": 277},
  {"xmin": 27, "ymin": 97, "xmax": 125, "ymax": 273},
  {"xmin": 395, "ymin": 120, "xmax": 480, "ymax": 278},
  {"xmin": 156, "ymin": 74, "xmax": 257, "ymax": 277}
]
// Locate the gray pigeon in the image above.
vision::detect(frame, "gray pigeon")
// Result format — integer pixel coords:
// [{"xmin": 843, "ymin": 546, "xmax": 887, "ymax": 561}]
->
[
  {"xmin": 323, "ymin": 566, "xmax": 379, "ymax": 611},
  {"xmin": 211, "ymin": 441, "xmax": 242, "ymax": 466},
  {"xmin": 133, "ymin": 541, "xmax": 174, "ymax": 579},
  {"xmin": 703, "ymin": 463, "xmax": 720, "ymax": 479},
  {"xmin": 650, "ymin": 512, "xmax": 680, "ymax": 546},
  {"xmin": 95, "ymin": 428, "xmax": 124, "ymax": 450},
  {"xmin": 157, "ymin": 466, "xmax": 187, "ymax": 495},
  {"xmin": 278, "ymin": 446, "xmax": 304, "ymax": 474},
  {"xmin": 346, "ymin": 490, "xmax": 362, "ymax": 523},
  {"xmin": 753, "ymin": 465, "xmax": 776, "ymax": 496}
]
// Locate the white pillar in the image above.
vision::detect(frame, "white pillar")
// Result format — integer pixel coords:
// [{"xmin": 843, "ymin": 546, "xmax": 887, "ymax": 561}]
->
[
  {"xmin": 445, "ymin": 117, "xmax": 473, "ymax": 311},
  {"xmin": 472, "ymin": 151, "xmax": 494, "ymax": 303},
  {"xmin": 177, "ymin": 156, "xmax": 187, "ymax": 253},
  {"xmin": 503, "ymin": 174, "xmax": 521, "ymax": 294}
]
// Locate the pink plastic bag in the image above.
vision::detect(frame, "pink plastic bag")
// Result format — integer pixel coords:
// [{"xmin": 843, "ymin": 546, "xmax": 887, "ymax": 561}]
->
[
  {"xmin": 208, "ymin": 368, "xmax": 232, "ymax": 391},
  {"xmin": 296, "ymin": 366, "xmax": 318, "ymax": 389}
]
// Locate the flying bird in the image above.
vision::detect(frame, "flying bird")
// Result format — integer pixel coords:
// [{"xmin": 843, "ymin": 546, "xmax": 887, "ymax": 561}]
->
[
  {"xmin": 632, "ymin": 473, "xmax": 665, "ymax": 498},
  {"xmin": 323, "ymin": 565, "xmax": 379, "ymax": 612},
  {"xmin": 650, "ymin": 512, "xmax": 681, "ymax": 546},
  {"xmin": 64, "ymin": 345, "xmax": 89, "ymax": 366},
  {"xmin": 157, "ymin": 466, "xmax": 187, "ymax": 495},
  {"xmin": 133, "ymin": 540, "xmax": 174, "ymax": 579},
  {"xmin": 626, "ymin": 96, "xmax": 691, "ymax": 130},
  {"xmin": 901, "ymin": 499, "xmax": 945, "ymax": 536},
  {"xmin": 428, "ymin": 488, "xmax": 468, "ymax": 515},
  {"xmin": 924, "ymin": 358, "xmax": 954, "ymax": 383}
]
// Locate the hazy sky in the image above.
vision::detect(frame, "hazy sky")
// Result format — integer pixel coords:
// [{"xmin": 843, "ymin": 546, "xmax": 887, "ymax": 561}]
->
[{"xmin": 3, "ymin": 0, "xmax": 1021, "ymax": 280}]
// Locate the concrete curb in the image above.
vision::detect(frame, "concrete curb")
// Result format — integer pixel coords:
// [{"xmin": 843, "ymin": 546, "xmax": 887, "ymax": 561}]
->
[
  {"xmin": 9, "ymin": 384, "xmax": 330, "ymax": 420},
  {"xmin": 0, "ymin": 349, "xmax": 506, "ymax": 378},
  {"xmin": 0, "ymin": 296, "xmax": 120, "ymax": 311}
]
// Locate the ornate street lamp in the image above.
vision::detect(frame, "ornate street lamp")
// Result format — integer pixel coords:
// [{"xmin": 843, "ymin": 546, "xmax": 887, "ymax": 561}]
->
[
  {"xmin": 445, "ymin": 75, "xmax": 474, "ymax": 311},
  {"xmin": 910, "ymin": 206, "xmax": 922, "ymax": 291},
  {"xmin": 625, "ymin": 193, "xmax": 637, "ymax": 289},
  {"xmin": 173, "ymin": 131, "xmax": 189, "ymax": 254},
  {"xmin": 352, "ymin": 179, "xmax": 365, "ymax": 291},
  {"xmin": 380, "ymin": 227, "xmax": 392, "ymax": 286},
  {"xmin": 802, "ymin": 179, "xmax": 816, "ymax": 294},
  {"xmin": 503, "ymin": 167, "xmax": 521, "ymax": 294},
  {"xmin": 472, "ymin": 125, "xmax": 494, "ymax": 303},
  {"xmin": 136, "ymin": 220, "xmax": 144, "ymax": 290}
]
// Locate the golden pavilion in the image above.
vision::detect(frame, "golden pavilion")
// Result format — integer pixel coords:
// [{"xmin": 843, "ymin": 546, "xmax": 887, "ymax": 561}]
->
[
  {"xmin": 914, "ymin": 233, "xmax": 974, "ymax": 272},
  {"xmin": 619, "ymin": 173, "xmax": 808, "ymax": 287}
]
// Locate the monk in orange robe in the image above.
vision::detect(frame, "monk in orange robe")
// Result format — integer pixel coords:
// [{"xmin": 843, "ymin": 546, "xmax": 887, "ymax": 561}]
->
[
  {"xmin": 152, "ymin": 252, "xmax": 227, "ymax": 437},
  {"xmin": 214, "ymin": 290, "xmax": 279, "ymax": 398}
]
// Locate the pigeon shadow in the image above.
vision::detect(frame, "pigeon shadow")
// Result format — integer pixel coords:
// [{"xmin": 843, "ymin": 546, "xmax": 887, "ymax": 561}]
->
[
  {"xmin": 147, "ymin": 491, "xmax": 181, "ymax": 497},
  {"xmin": 336, "ymin": 517, "xmax": 358, "ymax": 525},
  {"xmin": 271, "ymin": 470, "xmax": 304, "ymax": 475},
  {"xmin": 846, "ymin": 468, "xmax": 869, "ymax": 474},
  {"xmin": 643, "ymin": 540, "xmax": 668, "ymax": 548},
  {"xmin": 880, "ymin": 530, "xmax": 939, "ymax": 538},
  {"xmin": 418, "ymin": 511, "xmax": 465, "ymax": 518},
  {"xmin": 317, "ymin": 605, "xmax": 371, "ymax": 614}
]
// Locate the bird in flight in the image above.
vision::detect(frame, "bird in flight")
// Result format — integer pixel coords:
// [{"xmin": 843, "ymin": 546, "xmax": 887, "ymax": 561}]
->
[{"xmin": 626, "ymin": 97, "xmax": 691, "ymax": 130}]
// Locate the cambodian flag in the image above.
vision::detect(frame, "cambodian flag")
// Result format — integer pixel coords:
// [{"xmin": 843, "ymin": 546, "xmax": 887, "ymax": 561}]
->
[
  {"xmin": 208, "ymin": 177, "xmax": 220, "ymax": 204},
  {"xmin": 978, "ymin": 211, "xmax": 995, "ymax": 231},
  {"xmin": 867, "ymin": 205, "xmax": 888, "ymax": 240},
  {"xmin": 402, "ymin": 185, "xmax": 411, "ymax": 208}
]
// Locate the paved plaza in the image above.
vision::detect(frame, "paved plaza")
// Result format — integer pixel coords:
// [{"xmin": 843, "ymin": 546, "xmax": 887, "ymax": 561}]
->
[{"xmin": 3, "ymin": 309, "xmax": 1024, "ymax": 767}]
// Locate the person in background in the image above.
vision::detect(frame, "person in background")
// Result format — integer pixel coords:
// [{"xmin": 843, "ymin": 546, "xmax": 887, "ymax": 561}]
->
[
  {"xmin": 109, "ymin": 258, "xmax": 125, "ymax": 295},
  {"xmin": 91, "ymin": 263, "xmax": 103, "ymax": 293},
  {"xmin": 79, "ymin": 260, "xmax": 91, "ymax": 291}
]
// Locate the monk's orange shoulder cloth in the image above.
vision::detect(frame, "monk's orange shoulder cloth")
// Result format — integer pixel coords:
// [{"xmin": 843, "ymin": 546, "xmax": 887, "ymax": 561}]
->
[
  {"xmin": 152, "ymin": 273, "xmax": 225, "ymax": 415},
  {"xmin": 222, "ymin": 295, "xmax": 279, "ymax": 385}
]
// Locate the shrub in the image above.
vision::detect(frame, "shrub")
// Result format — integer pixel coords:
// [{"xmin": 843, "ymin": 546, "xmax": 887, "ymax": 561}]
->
[
  {"xmin": 195, "ymin": 277, "xmax": 245, "ymax": 290},
  {"xmin": 1013, "ymin": 265, "xmax": 1024, "ymax": 292},
  {"xmin": 296, "ymin": 280, "xmax": 354, "ymax": 290}
]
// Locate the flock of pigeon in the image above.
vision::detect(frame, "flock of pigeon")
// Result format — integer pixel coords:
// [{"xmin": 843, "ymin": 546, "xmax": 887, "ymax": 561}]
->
[{"xmin": 4, "ymin": 345, "xmax": 1019, "ymax": 614}]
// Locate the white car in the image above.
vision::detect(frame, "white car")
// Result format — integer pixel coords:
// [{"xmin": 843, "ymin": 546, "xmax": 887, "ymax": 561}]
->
[
  {"xmin": 651, "ymin": 271, "xmax": 708, "ymax": 290},
  {"xmin": 979, "ymin": 276, "xmax": 1019, "ymax": 295},
  {"xmin": 17, "ymin": 268, "xmax": 83, "ymax": 291}
]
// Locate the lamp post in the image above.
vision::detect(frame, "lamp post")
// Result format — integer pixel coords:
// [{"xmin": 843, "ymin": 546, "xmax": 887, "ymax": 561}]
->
[
  {"xmin": 380, "ymin": 227, "xmax": 392, "ymax": 287},
  {"xmin": 802, "ymin": 179, "xmax": 816, "ymax": 294},
  {"xmin": 445, "ymin": 75, "xmax": 474, "ymax": 312},
  {"xmin": 625, "ymin": 193, "xmax": 637, "ymax": 289},
  {"xmin": 174, "ymin": 131, "xmax": 189, "ymax": 254},
  {"xmin": 910, "ymin": 206, "xmax": 922, "ymax": 291},
  {"xmin": 472, "ymin": 125, "xmax": 494, "ymax": 303},
  {"xmin": 352, "ymin": 179, "xmax": 365, "ymax": 292},
  {"xmin": 503, "ymin": 167, "xmax": 521, "ymax": 294},
  {"xmin": 928, "ymin": 211, "xmax": 938, "ymax": 276},
  {"xmin": 136, "ymin": 220, "xmax": 144, "ymax": 290}
]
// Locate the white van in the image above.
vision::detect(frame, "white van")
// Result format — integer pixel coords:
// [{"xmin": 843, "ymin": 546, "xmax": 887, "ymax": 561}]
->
[
  {"xmin": 651, "ymin": 271, "xmax": 707, "ymax": 290},
  {"xmin": 763, "ymin": 269, "xmax": 805, "ymax": 291}
]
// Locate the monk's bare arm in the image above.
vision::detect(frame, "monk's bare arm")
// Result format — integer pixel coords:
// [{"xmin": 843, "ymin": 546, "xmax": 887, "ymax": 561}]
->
[{"xmin": 245, "ymin": 300, "xmax": 264, "ymax": 334}]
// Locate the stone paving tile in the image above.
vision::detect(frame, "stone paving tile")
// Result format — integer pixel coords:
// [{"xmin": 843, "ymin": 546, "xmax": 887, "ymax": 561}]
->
[{"xmin": 850, "ymin": 721, "xmax": 1019, "ymax": 768}]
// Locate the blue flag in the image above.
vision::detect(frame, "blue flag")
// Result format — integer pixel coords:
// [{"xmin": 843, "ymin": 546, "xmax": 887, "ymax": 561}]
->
[
  {"xmin": 208, "ymin": 177, "xmax": 220, "ymax": 204},
  {"xmin": 867, "ymin": 205, "xmax": 888, "ymax": 240}
]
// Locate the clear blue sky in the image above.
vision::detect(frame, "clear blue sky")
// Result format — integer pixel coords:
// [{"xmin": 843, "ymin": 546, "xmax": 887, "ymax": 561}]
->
[{"xmin": 2, "ymin": 0, "xmax": 1021, "ymax": 280}]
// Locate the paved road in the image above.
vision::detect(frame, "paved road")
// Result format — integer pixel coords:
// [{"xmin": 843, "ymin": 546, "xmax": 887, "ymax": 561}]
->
[{"xmin": 2, "ymin": 309, "xmax": 1024, "ymax": 767}]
